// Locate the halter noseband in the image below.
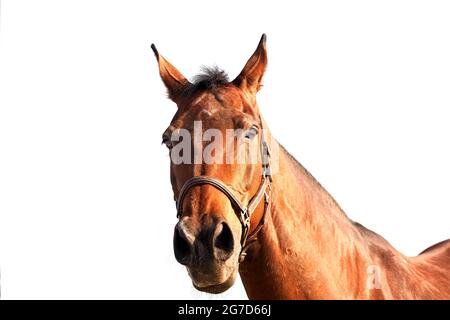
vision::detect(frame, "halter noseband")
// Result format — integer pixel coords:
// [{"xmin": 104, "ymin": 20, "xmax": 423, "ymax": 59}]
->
[{"xmin": 175, "ymin": 121, "xmax": 272, "ymax": 263}]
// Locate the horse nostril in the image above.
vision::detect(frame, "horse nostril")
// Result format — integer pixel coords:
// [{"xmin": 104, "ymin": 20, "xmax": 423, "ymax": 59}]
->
[
  {"xmin": 213, "ymin": 222, "xmax": 234, "ymax": 261},
  {"xmin": 173, "ymin": 224, "xmax": 193, "ymax": 266}
]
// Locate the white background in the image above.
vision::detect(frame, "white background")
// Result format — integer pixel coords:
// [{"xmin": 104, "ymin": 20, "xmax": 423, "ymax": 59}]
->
[{"xmin": 0, "ymin": 1, "xmax": 449, "ymax": 299}]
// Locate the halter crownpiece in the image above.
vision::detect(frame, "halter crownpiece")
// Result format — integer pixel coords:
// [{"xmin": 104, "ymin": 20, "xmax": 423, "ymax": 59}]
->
[{"xmin": 175, "ymin": 117, "xmax": 272, "ymax": 263}]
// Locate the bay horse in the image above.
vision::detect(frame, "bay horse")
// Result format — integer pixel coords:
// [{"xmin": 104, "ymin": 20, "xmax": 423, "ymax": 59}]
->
[{"xmin": 151, "ymin": 34, "xmax": 450, "ymax": 299}]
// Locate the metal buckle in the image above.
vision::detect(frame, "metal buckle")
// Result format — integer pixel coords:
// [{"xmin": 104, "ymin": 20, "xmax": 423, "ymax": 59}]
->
[{"xmin": 240, "ymin": 209, "xmax": 250, "ymax": 228}]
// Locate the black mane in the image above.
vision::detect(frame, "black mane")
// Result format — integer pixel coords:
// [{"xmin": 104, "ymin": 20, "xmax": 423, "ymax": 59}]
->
[
  {"xmin": 191, "ymin": 66, "xmax": 229, "ymax": 91},
  {"xmin": 170, "ymin": 66, "xmax": 230, "ymax": 99}
]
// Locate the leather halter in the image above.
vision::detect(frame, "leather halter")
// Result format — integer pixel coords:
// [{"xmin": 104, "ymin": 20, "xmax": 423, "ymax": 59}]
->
[{"xmin": 175, "ymin": 121, "xmax": 272, "ymax": 263}]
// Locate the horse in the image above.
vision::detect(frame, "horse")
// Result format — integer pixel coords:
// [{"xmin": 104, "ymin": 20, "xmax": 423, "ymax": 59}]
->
[{"xmin": 151, "ymin": 34, "xmax": 450, "ymax": 299}]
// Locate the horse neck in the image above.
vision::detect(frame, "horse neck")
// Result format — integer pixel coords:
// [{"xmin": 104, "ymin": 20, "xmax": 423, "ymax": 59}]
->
[{"xmin": 239, "ymin": 142, "xmax": 375, "ymax": 299}]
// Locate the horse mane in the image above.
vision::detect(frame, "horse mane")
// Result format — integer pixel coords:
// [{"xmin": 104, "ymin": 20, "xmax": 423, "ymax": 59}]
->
[
  {"xmin": 173, "ymin": 66, "xmax": 229, "ymax": 99},
  {"xmin": 192, "ymin": 66, "xmax": 229, "ymax": 90}
]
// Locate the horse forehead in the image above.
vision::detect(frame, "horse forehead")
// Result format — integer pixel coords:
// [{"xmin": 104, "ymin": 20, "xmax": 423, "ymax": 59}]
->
[
  {"xmin": 196, "ymin": 108, "xmax": 236, "ymax": 129},
  {"xmin": 191, "ymin": 86, "xmax": 243, "ymax": 109},
  {"xmin": 185, "ymin": 92, "xmax": 242, "ymax": 124}
]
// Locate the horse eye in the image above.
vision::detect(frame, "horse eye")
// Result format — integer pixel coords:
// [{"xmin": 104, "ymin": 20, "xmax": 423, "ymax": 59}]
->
[{"xmin": 244, "ymin": 126, "xmax": 259, "ymax": 140}]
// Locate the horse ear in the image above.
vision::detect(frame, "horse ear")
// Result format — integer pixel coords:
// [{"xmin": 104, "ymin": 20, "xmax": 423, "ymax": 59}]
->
[
  {"xmin": 232, "ymin": 34, "xmax": 268, "ymax": 95},
  {"xmin": 151, "ymin": 44, "xmax": 191, "ymax": 102}
]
